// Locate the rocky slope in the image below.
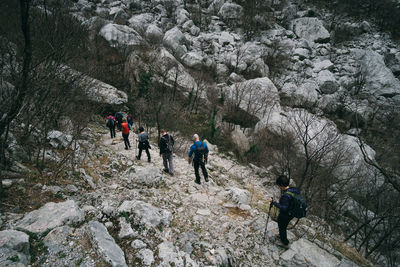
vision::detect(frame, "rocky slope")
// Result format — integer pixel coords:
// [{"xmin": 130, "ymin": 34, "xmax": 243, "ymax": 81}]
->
[{"xmin": 0, "ymin": 125, "xmax": 370, "ymax": 266}]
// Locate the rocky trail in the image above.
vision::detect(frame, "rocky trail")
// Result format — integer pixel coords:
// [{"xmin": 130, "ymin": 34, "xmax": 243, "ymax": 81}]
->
[{"xmin": 0, "ymin": 125, "xmax": 369, "ymax": 266}]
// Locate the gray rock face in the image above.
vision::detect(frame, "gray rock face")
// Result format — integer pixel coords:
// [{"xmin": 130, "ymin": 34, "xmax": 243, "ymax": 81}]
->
[
  {"xmin": 86, "ymin": 77, "xmax": 128, "ymax": 104},
  {"xmin": 122, "ymin": 166, "xmax": 165, "ymax": 188},
  {"xmin": 128, "ymin": 13, "xmax": 154, "ymax": 33},
  {"xmin": 99, "ymin": 23, "xmax": 145, "ymax": 52},
  {"xmin": 0, "ymin": 230, "xmax": 30, "ymax": 265},
  {"xmin": 157, "ymin": 241, "xmax": 198, "ymax": 267},
  {"xmin": 224, "ymin": 187, "xmax": 250, "ymax": 206},
  {"xmin": 47, "ymin": 130, "xmax": 73, "ymax": 149},
  {"xmin": 88, "ymin": 221, "xmax": 128, "ymax": 267},
  {"xmin": 118, "ymin": 200, "xmax": 172, "ymax": 227},
  {"xmin": 281, "ymin": 81, "xmax": 319, "ymax": 107},
  {"xmin": 182, "ymin": 52, "xmax": 204, "ymax": 70},
  {"xmin": 359, "ymin": 49, "xmax": 400, "ymax": 97},
  {"xmin": 218, "ymin": 3, "xmax": 243, "ymax": 21},
  {"xmin": 145, "ymin": 24, "xmax": 163, "ymax": 43},
  {"xmin": 16, "ymin": 200, "xmax": 84, "ymax": 234},
  {"xmin": 230, "ymin": 129, "xmax": 250, "ymax": 154},
  {"xmin": 137, "ymin": 249, "xmax": 154, "ymax": 266},
  {"xmin": 316, "ymin": 70, "xmax": 340, "ymax": 94},
  {"xmin": 163, "ymin": 27, "xmax": 188, "ymax": 58},
  {"xmin": 291, "ymin": 17, "xmax": 330, "ymax": 43},
  {"xmin": 280, "ymin": 238, "xmax": 340, "ymax": 266}
]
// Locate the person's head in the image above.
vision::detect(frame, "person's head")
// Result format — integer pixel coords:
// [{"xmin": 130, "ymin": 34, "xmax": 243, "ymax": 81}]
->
[
  {"xmin": 122, "ymin": 118, "xmax": 127, "ymax": 122},
  {"xmin": 193, "ymin": 134, "xmax": 199, "ymax": 141},
  {"xmin": 276, "ymin": 175, "xmax": 290, "ymax": 188},
  {"xmin": 160, "ymin": 129, "xmax": 166, "ymax": 135},
  {"xmin": 139, "ymin": 126, "xmax": 144, "ymax": 132}
]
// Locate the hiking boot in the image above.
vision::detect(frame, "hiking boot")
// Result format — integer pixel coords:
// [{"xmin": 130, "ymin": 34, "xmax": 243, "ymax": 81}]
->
[
  {"xmin": 147, "ymin": 159, "xmax": 151, "ymax": 163},
  {"xmin": 205, "ymin": 177, "xmax": 209, "ymax": 182},
  {"xmin": 163, "ymin": 169, "xmax": 170, "ymax": 174},
  {"xmin": 169, "ymin": 173, "xmax": 174, "ymax": 177},
  {"xmin": 276, "ymin": 240, "xmax": 290, "ymax": 249},
  {"xmin": 195, "ymin": 180, "xmax": 201, "ymax": 185}
]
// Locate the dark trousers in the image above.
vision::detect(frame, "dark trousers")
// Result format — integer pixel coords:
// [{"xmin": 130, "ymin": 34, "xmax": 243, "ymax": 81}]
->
[
  {"xmin": 122, "ymin": 133, "xmax": 130, "ymax": 149},
  {"xmin": 109, "ymin": 126, "xmax": 116, "ymax": 138},
  {"xmin": 138, "ymin": 147, "xmax": 151, "ymax": 161},
  {"xmin": 193, "ymin": 160, "xmax": 208, "ymax": 183},
  {"xmin": 278, "ymin": 212, "xmax": 294, "ymax": 245}
]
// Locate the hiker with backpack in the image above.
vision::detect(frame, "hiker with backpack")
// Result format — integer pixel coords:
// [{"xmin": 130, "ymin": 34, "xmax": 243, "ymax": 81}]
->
[
  {"xmin": 115, "ymin": 112, "xmax": 123, "ymax": 131},
  {"xmin": 159, "ymin": 129, "xmax": 174, "ymax": 176},
  {"xmin": 136, "ymin": 127, "xmax": 151, "ymax": 162},
  {"xmin": 188, "ymin": 134, "xmax": 209, "ymax": 185},
  {"xmin": 121, "ymin": 118, "xmax": 131, "ymax": 150},
  {"xmin": 106, "ymin": 114, "xmax": 116, "ymax": 138},
  {"xmin": 268, "ymin": 175, "xmax": 306, "ymax": 248},
  {"xmin": 127, "ymin": 114, "xmax": 134, "ymax": 130}
]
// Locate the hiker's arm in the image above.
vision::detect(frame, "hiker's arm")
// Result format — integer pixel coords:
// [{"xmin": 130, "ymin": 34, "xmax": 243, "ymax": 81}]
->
[
  {"xmin": 188, "ymin": 145, "xmax": 194, "ymax": 163},
  {"xmin": 272, "ymin": 194, "xmax": 290, "ymax": 211}
]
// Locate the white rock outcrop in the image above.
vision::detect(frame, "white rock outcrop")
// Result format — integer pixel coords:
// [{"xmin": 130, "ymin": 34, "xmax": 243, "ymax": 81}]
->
[
  {"xmin": 291, "ymin": 17, "xmax": 330, "ymax": 43},
  {"xmin": 16, "ymin": 200, "xmax": 84, "ymax": 234}
]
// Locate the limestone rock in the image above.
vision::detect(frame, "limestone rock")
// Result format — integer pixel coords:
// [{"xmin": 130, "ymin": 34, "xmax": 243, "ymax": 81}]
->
[
  {"xmin": 224, "ymin": 187, "xmax": 250, "ymax": 206},
  {"xmin": 291, "ymin": 17, "xmax": 330, "ymax": 43},
  {"xmin": 88, "ymin": 221, "xmax": 128, "ymax": 267},
  {"xmin": 218, "ymin": 3, "xmax": 243, "ymax": 21},
  {"xmin": 118, "ymin": 200, "xmax": 172, "ymax": 227},
  {"xmin": 163, "ymin": 27, "xmax": 188, "ymax": 58},
  {"xmin": 280, "ymin": 238, "xmax": 340, "ymax": 267},
  {"xmin": 122, "ymin": 166, "xmax": 165, "ymax": 188},
  {"xmin": 316, "ymin": 70, "xmax": 340, "ymax": 94},
  {"xmin": 99, "ymin": 23, "xmax": 145, "ymax": 53},
  {"xmin": 358, "ymin": 49, "xmax": 400, "ymax": 97},
  {"xmin": 47, "ymin": 130, "xmax": 73, "ymax": 149},
  {"xmin": 16, "ymin": 200, "xmax": 84, "ymax": 234},
  {"xmin": 128, "ymin": 13, "xmax": 154, "ymax": 33},
  {"xmin": 118, "ymin": 217, "xmax": 135, "ymax": 239},
  {"xmin": 182, "ymin": 52, "xmax": 204, "ymax": 70},
  {"xmin": 230, "ymin": 129, "xmax": 250, "ymax": 154},
  {"xmin": 137, "ymin": 249, "xmax": 154, "ymax": 266},
  {"xmin": 0, "ymin": 230, "xmax": 30, "ymax": 265},
  {"xmin": 145, "ymin": 24, "xmax": 163, "ymax": 43},
  {"xmin": 313, "ymin": 60, "xmax": 334, "ymax": 73}
]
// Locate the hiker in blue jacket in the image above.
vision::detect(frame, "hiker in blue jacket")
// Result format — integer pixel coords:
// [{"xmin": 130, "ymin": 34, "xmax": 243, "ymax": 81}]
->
[
  {"xmin": 188, "ymin": 134, "xmax": 209, "ymax": 185},
  {"xmin": 269, "ymin": 175, "xmax": 300, "ymax": 248}
]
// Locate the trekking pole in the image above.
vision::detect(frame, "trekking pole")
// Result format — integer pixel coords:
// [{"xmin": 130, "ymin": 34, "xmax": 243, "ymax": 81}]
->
[{"xmin": 263, "ymin": 198, "xmax": 273, "ymax": 243}]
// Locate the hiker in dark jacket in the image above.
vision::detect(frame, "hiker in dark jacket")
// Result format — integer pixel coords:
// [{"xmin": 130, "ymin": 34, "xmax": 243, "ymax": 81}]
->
[
  {"xmin": 159, "ymin": 129, "xmax": 174, "ymax": 176},
  {"xmin": 127, "ymin": 114, "xmax": 134, "ymax": 129},
  {"xmin": 136, "ymin": 127, "xmax": 151, "ymax": 162},
  {"xmin": 269, "ymin": 175, "xmax": 300, "ymax": 248},
  {"xmin": 106, "ymin": 114, "xmax": 116, "ymax": 138},
  {"xmin": 115, "ymin": 112, "xmax": 123, "ymax": 131},
  {"xmin": 188, "ymin": 134, "xmax": 209, "ymax": 185}
]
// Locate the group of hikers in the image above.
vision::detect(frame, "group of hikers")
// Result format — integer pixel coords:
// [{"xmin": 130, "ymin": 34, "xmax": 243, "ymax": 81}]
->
[
  {"xmin": 105, "ymin": 113, "xmax": 306, "ymax": 249},
  {"xmin": 106, "ymin": 113, "xmax": 209, "ymax": 184}
]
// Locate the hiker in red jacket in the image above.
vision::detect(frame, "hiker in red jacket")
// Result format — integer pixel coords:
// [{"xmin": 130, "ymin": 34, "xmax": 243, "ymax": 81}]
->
[{"xmin": 121, "ymin": 118, "xmax": 131, "ymax": 150}]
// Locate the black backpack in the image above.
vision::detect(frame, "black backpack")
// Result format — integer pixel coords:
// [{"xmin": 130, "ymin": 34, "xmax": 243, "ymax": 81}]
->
[
  {"xmin": 194, "ymin": 142, "xmax": 206, "ymax": 161},
  {"xmin": 106, "ymin": 117, "xmax": 115, "ymax": 127},
  {"xmin": 165, "ymin": 135, "xmax": 173, "ymax": 153},
  {"xmin": 285, "ymin": 191, "xmax": 307, "ymax": 219}
]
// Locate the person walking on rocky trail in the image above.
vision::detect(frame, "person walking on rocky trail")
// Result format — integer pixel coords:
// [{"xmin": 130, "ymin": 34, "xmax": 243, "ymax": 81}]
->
[
  {"xmin": 106, "ymin": 114, "xmax": 116, "ymax": 139},
  {"xmin": 159, "ymin": 129, "xmax": 174, "ymax": 176},
  {"xmin": 115, "ymin": 112, "xmax": 123, "ymax": 131},
  {"xmin": 188, "ymin": 134, "xmax": 209, "ymax": 185},
  {"xmin": 269, "ymin": 175, "xmax": 300, "ymax": 249},
  {"xmin": 127, "ymin": 114, "xmax": 134, "ymax": 129},
  {"xmin": 136, "ymin": 126, "xmax": 151, "ymax": 162},
  {"xmin": 121, "ymin": 118, "xmax": 131, "ymax": 150}
]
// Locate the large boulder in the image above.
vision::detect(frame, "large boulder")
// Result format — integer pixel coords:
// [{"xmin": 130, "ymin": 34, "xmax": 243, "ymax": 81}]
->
[
  {"xmin": 145, "ymin": 24, "xmax": 164, "ymax": 43},
  {"xmin": 291, "ymin": 17, "xmax": 330, "ymax": 43},
  {"xmin": 122, "ymin": 166, "xmax": 165, "ymax": 188},
  {"xmin": 16, "ymin": 200, "xmax": 84, "ymax": 234},
  {"xmin": 281, "ymin": 81, "xmax": 319, "ymax": 107},
  {"xmin": 224, "ymin": 187, "xmax": 250, "ymax": 206},
  {"xmin": 163, "ymin": 27, "xmax": 188, "ymax": 58},
  {"xmin": 280, "ymin": 238, "xmax": 341, "ymax": 266},
  {"xmin": 118, "ymin": 200, "xmax": 172, "ymax": 228},
  {"xmin": 99, "ymin": 23, "xmax": 145, "ymax": 53},
  {"xmin": 230, "ymin": 129, "xmax": 250, "ymax": 155},
  {"xmin": 88, "ymin": 221, "xmax": 128, "ymax": 267},
  {"xmin": 226, "ymin": 78, "xmax": 280, "ymax": 119},
  {"xmin": 218, "ymin": 3, "xmax": 243, "ymax": 21},
  {"xmin": 182, "ymin": 52, "xmax": 204, "ymax": 70},
  {"xmin": 47, "ymin": 130, "xmax": 73, "ymax": 149},
  {"xmin": 358, "ymin": 49, "xmax": 400, "ymax": 97},
  {"xmin": 128, "ymin": 13, "xmax": 154, "ymax": 33},
  {"xmin": 316, "ymin": 70, "xmax": 340, "ymax": 94},
  {"xmin": 0, "ymin": 230, "xmax": 30, "ymax": 266}
]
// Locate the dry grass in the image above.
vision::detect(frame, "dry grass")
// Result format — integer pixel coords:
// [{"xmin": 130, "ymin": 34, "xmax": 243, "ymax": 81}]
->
[
  {"xmin": 330, "ymin": 240, "xmax": 374, "ymax": 267},
  {"xmin": 226, "ymin": 206, "xmax": 251, "ymax": 219}
]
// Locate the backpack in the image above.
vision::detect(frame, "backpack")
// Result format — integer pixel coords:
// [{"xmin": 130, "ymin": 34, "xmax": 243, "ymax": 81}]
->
[
  {"xmin": 106, "ymin": 117, "xmax": 115, "ymax": 127},
  {"xmin": 194, "ymin": 142, "xmax": 206, "ymax": 161},
  {"xmin": 164, "ymin": 135, "xmax": 173, "ymax": 153},
  {"xmin": 285, "ymin": 191, "xmax": 307, "ymax": 219}
]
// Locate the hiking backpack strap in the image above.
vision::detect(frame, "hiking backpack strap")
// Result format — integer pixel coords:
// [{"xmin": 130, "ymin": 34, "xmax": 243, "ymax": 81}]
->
[{"xmin": 284, "ymin": 191, "xmax": 300, "ymax": 229}]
